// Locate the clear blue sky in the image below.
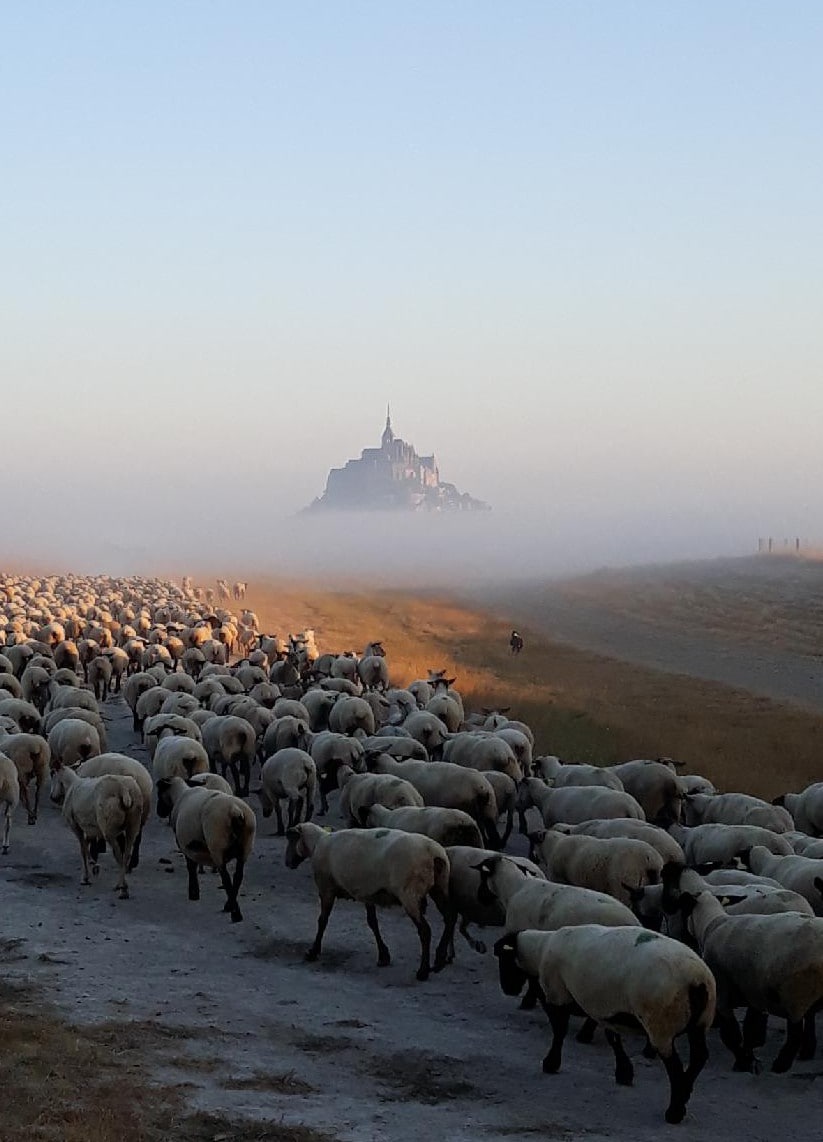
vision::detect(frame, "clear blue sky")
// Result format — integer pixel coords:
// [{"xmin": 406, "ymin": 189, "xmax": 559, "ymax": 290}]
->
[{"xmin": 2, "ymin": 3, "xmax": 821, "ymax": 572}]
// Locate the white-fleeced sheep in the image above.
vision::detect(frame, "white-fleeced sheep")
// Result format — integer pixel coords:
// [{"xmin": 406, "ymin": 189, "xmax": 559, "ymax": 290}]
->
[
  {"xmin": 156, "ymin": 776, "xmax": 256, "ymax": 922},
  {"xmin": 284, "ymin": 822, "xmax": 452, "ymax": 980},
  {"xmin": 494, "ymin": 925, "xmax": 715, "ymax": 1124},
  {"xmin": 366, "ymin": 803, "xmax": 484, "ymax": 848},
  {"xmin": 530, "ymin": 829, "xmax": 666, "ymax": 907},
  {"xmin": 258, "ymin": 748, "xmax": 317, "ymax": 833},
  {"xmin": 50, "ymin": 764, "xmax": 143, "ymax": 898},
  {"xmin": 0, "ymin": 751, "xmax": 20, "ymax": 853}
]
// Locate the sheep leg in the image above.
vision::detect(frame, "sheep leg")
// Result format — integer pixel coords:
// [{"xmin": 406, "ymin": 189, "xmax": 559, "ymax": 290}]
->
[
  {"xmin": 458, "ymin": 916, "xmax": 485, "ymax": 955},
  {"xmin": 482, "ymin": 818, "xmax": 503, "ymax": 851},
  {"xmin": 365, "ymin": 904, "xmax": 391, "ymax": 967},
  {"xmin": 77, "ymin": 832, "xmax": 92, "ymax": 886},
  {"xmin": 799, "ymin": 1012, "xmax": 817, "ymax": 1061},
  {"xmin": 542, "ymin": 1005, "xmax": 571, "ymax": 1073},
  {"xmin": 186, "ymin": 857, "xmax": 201, "ymax": 901},
  {"xmin": 576, "ymin": 1017, "xmax": 597, "ymax": 1044},
  {"xmin": 219, "ymin": 860, "xmax": 244, "ymax": 922},
  {"xmin": 684, "ymin": 1025, "xmax": 709, "ymax": 1092},
  {"xmin": 409, "ymin": 907, "xmax": 433, "ymax": 982},
  {"xmin": 2, "ymin": 805, "xmax": 12, "ymax": 854},
  {"xmin": 717, "ymin": 1010, "xmax": 757, "ymax": 1073},
  {"xmin": 290, "ymin": 796, "xmax": 304, "ymax": 829},
  {"xmin": 772, "ymin": 1019, "xmax": 804, "ymax": 1074},
  {"xmin": 274, "ymin": 800, "xmax": 285, "ymax": 837},
  {"xmin": 128, "ymin": 828, "xmax": 142, "ymax": 871},
  {"xmin": 742, "ymin": 1007, "xmax": 768, "ymax": 1050},
  {"xmin": 500, "ymin": 807, "xmax": 514, "ymax": 847},
  {"xmin": 604, "ymin": 1029, "xmax": 634, "ymax": 1085},
  {"xmin": 110, "ymin": 834, "xmax": 129, "ymax": 899},
  {"xmin": 661, "ymin": 1044, "xmax": 689, "ymax": 1125},
  {"xmin": 238, "ymin": 758, "xmax": 250, "ymax": 798},
  {"xmin": 18, "ymin": 779, "xmax": 34, "ymax": 825},
  {"xmin": 306, "ymin": 889, "xmax": 336, "ymax": 961},
  {"xmin": 30, "ymin": 775, "xmax": 41, "ymax": 824},
  {"xmin": 520, "ymin": 978, "xmax": 541, "ymax": 1011}
]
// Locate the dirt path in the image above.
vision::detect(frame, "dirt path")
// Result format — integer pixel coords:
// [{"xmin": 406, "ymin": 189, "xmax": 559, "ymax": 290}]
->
[
  {"xmin": 2, "ymin": 695, "xmax": 821, "ymax": 1140},
  {"xmin": 477, "ymin": 586, "xmax": 823, "ymax": 713}
]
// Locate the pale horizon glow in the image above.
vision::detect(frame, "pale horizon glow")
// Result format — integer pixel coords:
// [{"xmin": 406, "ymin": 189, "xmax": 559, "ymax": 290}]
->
[{"xmin": 2, "ymin": 3, "xmax": 822, "ymax": 579}]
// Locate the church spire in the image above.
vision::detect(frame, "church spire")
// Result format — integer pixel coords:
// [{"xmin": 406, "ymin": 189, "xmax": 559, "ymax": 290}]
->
[{"xmin": 382, "ymin": 403, "xmax": 394, "ymax": 448}]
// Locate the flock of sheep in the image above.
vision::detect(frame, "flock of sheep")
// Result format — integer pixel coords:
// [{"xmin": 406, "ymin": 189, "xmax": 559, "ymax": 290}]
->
[{"xmin": 3, "ymin": 572, "xmax": 823, "ymax": 1127}]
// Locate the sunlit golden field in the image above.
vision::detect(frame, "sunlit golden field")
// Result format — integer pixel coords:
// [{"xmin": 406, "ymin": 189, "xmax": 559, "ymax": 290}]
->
[{"xmin": 243, "ymin": 576, "xmax": 823, "ymax": 801}]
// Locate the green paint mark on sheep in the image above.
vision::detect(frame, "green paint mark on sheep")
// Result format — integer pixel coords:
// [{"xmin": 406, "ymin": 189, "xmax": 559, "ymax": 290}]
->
[{"xmin": 635, "ymin": 931, "xmax": 658, "ymax": 945}]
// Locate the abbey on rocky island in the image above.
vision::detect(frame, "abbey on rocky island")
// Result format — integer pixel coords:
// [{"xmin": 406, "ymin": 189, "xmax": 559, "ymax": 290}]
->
[{"xmin": 305, "ymin": 408, "xmax": 490, "ymax": 513}]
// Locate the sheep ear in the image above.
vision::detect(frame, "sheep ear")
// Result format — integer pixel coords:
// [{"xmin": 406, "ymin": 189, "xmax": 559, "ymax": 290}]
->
[
  {"xmin": 322, "ymin": 825, "xmax": 333, "ymax": 834},
  {"xmin": 493, "ymin": 934, "xmax": 516, "ymax": 956},
  {"xmin": 718, "ymin": 894, "xmax": 747, "ymax": 907}
]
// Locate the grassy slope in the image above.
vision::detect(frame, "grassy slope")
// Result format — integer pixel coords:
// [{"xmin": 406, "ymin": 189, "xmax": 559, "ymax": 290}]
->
[{"xmin": 246, "ymin": 580, "xmax": 823, "ymax": 801}]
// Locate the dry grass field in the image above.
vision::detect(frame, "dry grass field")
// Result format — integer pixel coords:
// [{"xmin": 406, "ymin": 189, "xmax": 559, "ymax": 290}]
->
[{"xmin": 243, "ymin": 573, "xmax": 823, "ymax": 801}]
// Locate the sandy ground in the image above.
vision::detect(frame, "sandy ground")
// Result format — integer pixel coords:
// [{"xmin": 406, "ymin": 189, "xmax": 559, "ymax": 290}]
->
[
  {"xmin": 2, "ymin": 694, "xmax": 822, "ymax": 1140},
  {"xmin": 476, "ymin": 560, "xmax": 823, "ymax": 711}
]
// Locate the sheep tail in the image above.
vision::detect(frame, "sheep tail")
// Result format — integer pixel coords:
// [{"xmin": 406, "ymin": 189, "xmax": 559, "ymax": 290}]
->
[
  {"xmin": 688, "ymin": 982, "xmax": 711, "ymax": 1028},
  {"xmin": 432, "ymin": 854, "xmax": 450, "ymax": 895}
]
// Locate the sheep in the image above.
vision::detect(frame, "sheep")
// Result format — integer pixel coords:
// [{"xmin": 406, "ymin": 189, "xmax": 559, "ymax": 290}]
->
[
  {"xmin": 425, "ymin": 693, "xmax": 463, "ymax": 732},
  {"xmin": 519, "ymin": 779, "xmax": 645, "ymax": 830},
  {"xmin": 103, "ymin": 645, "xmax": 129, "ymax": 692},
  {"xmin": 402, "ymin": 710, "xmax": 450, "ymax": 754},
  {"xmin": 493, "ymin": 727, "xmax": 533, "ymax": 774},
  {"xmin": 476, "ymin": 854, "xmax": 640, "ymax": 935},
  {"xmin": 440, "ymin": 732, "xmax": 522, "ymax": 782},
  {"xmin": 302, "ymin": 689, "xmax": 339, "ymax": 732},
  {"xmin": 187, "ymin": 772, "xmax": 234, "ymax": 793},
  {"xmin": 338, "ymin": 769, "xmax": 424, "ymax": 826},
  {"xmin": 143, "ymin": 713, "xmax": 203, "ymax": 761},
  {"xmin": 48, "ymin": 686, "xmax": 97, "ymax": 716},
  {"xmin": 482, "ymin": 769, "xmax": 517, "ymax": 847},
  {"xmin": 156, "ymin": 776, "xmax": 256, "ymax": 922},
  {"xmin": 284, "ymin": 822, "xmax": 452, "ymax": 980},
  {"xmin": 201, "ymin": 714, "xmax": 257, "ymax": 797},
  {"xmin": 309, "ymin": 732, "xmax": 366, "ymax": 813},
  {"xmin": 530, "ymin": 829, "xmax": 666, "ymax": 907},
  {"xmin": 533, "ymin": 756, "xmax": 625, "ymax": 790},
  {"xmin": 87, "ymin": 655, "xmax": 113, "ymax": 702},
  {"xmin": 557, "ymin": 818, "xmax": 685, "ymax": 867},
  {"xmin": 494, "ymin": 925, "xmax": 715, "ymax": 1124},
  {"xmin": 670, "ymin": 872, "xmax": 823, "ymax": 1073},
  {"xmin": 20, "ymin": 666, "xmax": 53, "ymax": 712},
  {"xmin": 328, "ymin": 695, "xmax": 375, "ymax": 738},
  {"xmin": 702, "ymin": 868, "xmax": 784, "ymax": 888},
  {"xmin": 0, "ymin": 731, "xmax": 49, "ymax": 824},
  {"xmin": 50, "ymin": 764, "xmax": 143, "ymax": 899},
  {"xmin": 152, "ymin": 736, "xmax": 210, "ymax": 784},
  {"xmin": 0, "ymin": 752, "xmax": 20, "ymax": 853},
  {"xmin": 122, "ymin": 671, "xmax": 159, "ymax": 729},
  {"xmin": 669, "ymin": 823, "xmax": 793, "ymax": 869},
  {"xmin": 607, "ymin": 760, "xmax": 684, "ymax": 826},
  {"xmin": 358, "ymin": 654, "xmax": 390, "ymax": 692},
  {"xmin": 442, "ymin": 847, "xmax": 544, "ymax": 957},
  {"xmin": 745, "ymin": 846, "xmax": 823, "ymax": 915},
  {"xmin": 135, "ymin": 686, "xmax": 169, "ymax": 730},
  {"xmin": 361, "ymin": 735, "xmax": 427, "ymax": 762},
  {"xmin": 77, "ymin": 753, "xmax": 153, "ymax": 870},
  {"xmin": 775, "ymin": 783, "xmax": 823, "ymax": 836},
  {"xmin": 366, "ymin": 804, "xmax": 484, "ymax": 849},
  {"xmin": 47, "ymin": 717, "xmax": 101, "ymax": 768},
  {"xmin": 0, "ymin": 697, "xmax": 42, "ymax": 735},
  {"xmin": 369, "ymin": 754, "xmax": 502, "ymax": 850},
  {"xmin": 258, "ymin": 748, "xmax": 317, "ymax": 834},
  {"xmin": 43, "ymin": 706, "xmax": 108, "ymax": 752},
  {"xmin": 679, "ymin": 774, "xmax": 717, "ymax": 796},
  {"xmin": 684, "ymin": 792, "xmax": 794, "ymax": 834},
  {"xmin": 261, "ymin": 715, "xmax": 311, "ymax": 758}
]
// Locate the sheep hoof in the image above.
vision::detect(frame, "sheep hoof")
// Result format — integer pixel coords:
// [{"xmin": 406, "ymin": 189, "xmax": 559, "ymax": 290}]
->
[
  {"xmin": 542, "ymin": 1055, "xmax": 561, "ymax": 1074},
  {"xmin": 378, "ymin": 952, "xmax": 392, "ymax": 968},
  {"xmin": 27, "ymin": 816, "xmax": 36, "ymax": 826},
  {"xmin": 91, "ymin": 864, "xmax": 100, "ymax": 877},
  {"xmin": 81, "ymin": 878, "xmax": 91, "ymax": 886},
  {"xmin": 416, "ymin": 965, "xmax": 430, "ymax": 982},
  {"xmin": 230, "ymin": 910, "xmax": 243, "ymax": 923},
  {"xmin": 305, "ymin": 949, "xmax": 319, "ymax": 962},
  {"xmin": 119, "ymin": 888, "xmax": 129, "ymax": 900},
  {"xmin": 665, "ymin": 1105, "xmax": 686, "ymax": 1125},
  {"xmin": 1, "ymin": 846, "xmax": 8, "ymax": 855}
]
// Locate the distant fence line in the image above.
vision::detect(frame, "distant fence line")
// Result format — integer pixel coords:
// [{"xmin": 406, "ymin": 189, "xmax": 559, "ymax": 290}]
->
[{"xmin": 758, "ymin": 537, "xmax": 812, "ymax": 554}]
